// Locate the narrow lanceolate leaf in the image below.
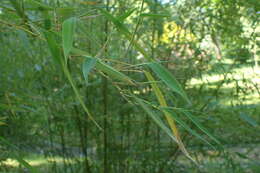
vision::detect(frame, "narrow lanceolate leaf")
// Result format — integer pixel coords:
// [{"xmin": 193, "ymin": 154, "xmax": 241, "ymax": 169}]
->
[
  {"xmin": 98, "ymin": 8, "xmax": 131, "ymax": 36},
  {"xmin": 98, "ymin": 9, "xmax": 150, "ymax": 60},
  {"xmin": 26, "ymin": 0, "xmax": 54, "ymax": 11},
  {"xmin": 62, "ymin": 17, "xmax": 76, "ymax": 63},
  {"xmin": 96, "ymin": 59, "xmax": 135, "ymax": 85},
  {"xmin": 147, "ymin": 62, "xmax": 190, "ymax": 103},
  {"xmin": 144, "ymin": 71, "xmax": 196, "ymax": 163},
  {"xmin": 43, "ymin": 31, "xmax": 63, "ymax": 65},
  {"xmin": 239, "ymin": 113, "xmax": 258, "ymax": 127},
  {"xmin": 71, "ymin": 47, "xmax": 91, "ymax": 56},
  {"xmin": 118, "ymin": 8, "xmax": 136, "ymax": 22},
  {"xmin": 44, "ymin": 30, "xmax": 101, "ymax": 130},
  {"xmin": 161, "ymin": 107, "xmax": 216, "ymax": 150},
  {"xmin": 176, "ymin": 108, "xmax": 221, "ymax": 145},
  {"xmin": 133, "ymin": 96, "xmax": 178, "ymax": 143},
  {"xmin": 69, "ymin": 48, "xmax": 134, "ymax": 85},
  {"xmin": 82, "ymin": 56, "xmax": 97, "ymax": 82},
  {"xmin": 140, "ymin": 13, "xmax": 170, "ymax": 18}
]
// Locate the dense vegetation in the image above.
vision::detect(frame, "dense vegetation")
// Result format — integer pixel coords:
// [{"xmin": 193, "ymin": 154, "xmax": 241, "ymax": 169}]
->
[{"xmin": 0, "ymin": 0, "xmax": 259, "ymax": 172}]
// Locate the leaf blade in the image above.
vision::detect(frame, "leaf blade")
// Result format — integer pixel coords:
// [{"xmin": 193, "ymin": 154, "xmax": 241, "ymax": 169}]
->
[
  {"xmin": 62, "ymin": 17, "xmax": 76, "ymax": 63},
  {"xmin": 178, "ymin": 109, "xmax": 221, "ymax": 145},
  {"xmin": 144, "ymin": 71, "xmax": 196, "ymax": 163},
  {"xmin": 82, "ymin": 56, "xmax": 97, "ymax": 82},
  {"xmin": 239, "ymin": 113, "xmax": 258, "ymax": 127},
  {"xmin": 161, "ymin": 107, "xmax": 216, "ymax": 150},
  {"xmin": 147, "ymin": 62, "xmax": 190, "ymax": 103},
  {"xmin": 133, "ymin": 96, "xmax": 178, "ymax": 143},
  {"xmin": 96, "ymin": 59, "xmax": 135, "ymax": 85}
]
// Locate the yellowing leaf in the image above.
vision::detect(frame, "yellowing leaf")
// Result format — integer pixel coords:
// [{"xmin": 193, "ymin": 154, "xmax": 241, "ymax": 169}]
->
[{"xmin": 144, "ymin": 71, "xmax": 196, "ymax": 164}]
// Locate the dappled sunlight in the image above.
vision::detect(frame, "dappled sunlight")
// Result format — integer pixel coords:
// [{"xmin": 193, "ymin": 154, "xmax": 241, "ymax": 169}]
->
[
  {"xmin": 189, "ymin": 66, "xmax": 259, "ymax": 86},
  {"xmin": 1, "ymin": 0, "xmax": 259, "ymax": 172},
  {"xmin": 188, "ymin": 65, "xmax": 260, "ymax": 106},
  {"xmin": 2, "ymin": 155, "xmax": 79, "ymax": 167}
]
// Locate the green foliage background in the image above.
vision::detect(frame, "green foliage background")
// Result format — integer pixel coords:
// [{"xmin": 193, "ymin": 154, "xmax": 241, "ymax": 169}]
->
[{"xmin": 0, "ymin": 0, "xmax": 259, "ymax": 172}]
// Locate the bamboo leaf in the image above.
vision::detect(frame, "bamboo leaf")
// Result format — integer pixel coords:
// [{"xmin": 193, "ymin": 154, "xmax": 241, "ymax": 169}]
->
[
  {"xmin": 69, "ymin": 48, "xmax": 134, "ymax": 84},
  {"xmin": 25, "ymin": 0, "xmax": 54, "ymax": 11},
  {"xmin": 140, "ymin": 13, "xmax": 170, "ymax": 18},
  {"xmin": 177, "ymin": 108, "xmax": 221, "ymax": 145},
  {"xmin": 43, "ymin": 31, "xmax": 63, "ymax": 65},
  {"xmin": 0, "ymin": 122, "xmax": 6, "ymax": 126},
  {"xmin": 44, "ymin": 31, "xmax": 101, "ymax": 130},
  {"xmin": 147, "ymin": 62, "xmax": 190, "ymax": 103},
  {"xmin": 118, "ymin": 8, "xmax": 136, "ymax": 22},
  {"xmin": 96, "ymin": 59, "xmax": 135, "ymax": 85},
  {"xmin": 98, "ymin": 8, "xmax": 131, "ymax": 36},
  {"xmin": 161, "ymin": 107, "xmax": 216, "ymax": 149},
  {"xmin": 239, "ymin": 113, "xmax": 258, "ymax": 127},
  {"xmin": 133, "ymin": 96, "xmax": 178, "ymax": 143},
  {"xmin": 9, "ymin": 0, "xmax": 24, "ymax": 18},
  {"xmin": 144, "ymin": 71, "xmax": 196, "ymax": 163},
  {"xmin": 98, "ymin": 8, "xmax": 150, "ymax": 60},
  {"xmin": 82, "ymin": 56, "xmax": 97, "ymax": 82},
  {"xmin": 56, "ymin": 7, "xmax": 76, "ymax": 21},
  {"xmin": 71, "ymin": 47, "xmax": 91, "ymax": 56},
  {"xmin": 62, "ymin": 17, "xmax": 76, "ymax": 63}
]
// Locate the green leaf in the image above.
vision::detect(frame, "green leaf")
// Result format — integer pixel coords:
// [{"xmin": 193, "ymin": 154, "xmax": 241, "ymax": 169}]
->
[
  {"xmin": 236, "ymin": 152, "xmax": 249, "ymax": 159},
  {"xmin": 56, "ymin": 7, "xmax": 76, "ymax": 22},
  {"xmin": 9, "ymin": 0, "xmax": 24, "ymax": 18},
  {"xmin": 98, "ymin": 8, "xmax": 131, "ymax": 36},
  {"xmin": 133, "ymin": 96, "xmax": 178, "ymax": 143},
  {"xmin": 96, "ymin": 59, "xmax": 134, "ymax": 85},
  {"xmin": 82, "ymin": 56, "xmax": 97, "ymax": 82},
  {"xmin": 62, "ymin": 17, "xmax": 76, "ymax": 63},
  {"xmin": 148, "ymin": 62, "xmax": 190, "ymax": 103},
  {"xmin": 162, "ymin": 108, "xmax": 216, "ymax": 149},
  {"xmin": 140, "ymin": 13, "xmax": 170, "ymax": 18},
  {"xmin": 118, "ymin": 8, "xmax": 136, "ymax": 22},
  {"xmin": 239, "ymin": 113, "xmax": 258, "ymax": 127},
  {"xmin": 43, "ymin": 31, "xmax": 63, "ymax": 65},
  {"xmin": 70, "ymin": 48, "xmax": 134, "ymax": 84},
  {"xmin": 25, "ymin": 0, "xmax": 54, "ymax": 11},
  {"xmin": 98, "ymin": 8, "xmax": 150, "ymax": 60},
  {"xmin": 177, "ymin": 108, "xmax": 221, "ymax": 145},
  {"xmin": 71, "ymin": 47, "xmax": 91, "ymax": 56}
]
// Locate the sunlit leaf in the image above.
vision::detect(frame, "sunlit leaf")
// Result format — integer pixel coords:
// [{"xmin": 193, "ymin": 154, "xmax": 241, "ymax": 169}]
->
[
  {"xmin": 147, "ymin": 62, "xmax": 190, "ymax": 103},
  {"xmin": 118, "ymin": 8, "xmax": 136, "ymax": 22}
]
